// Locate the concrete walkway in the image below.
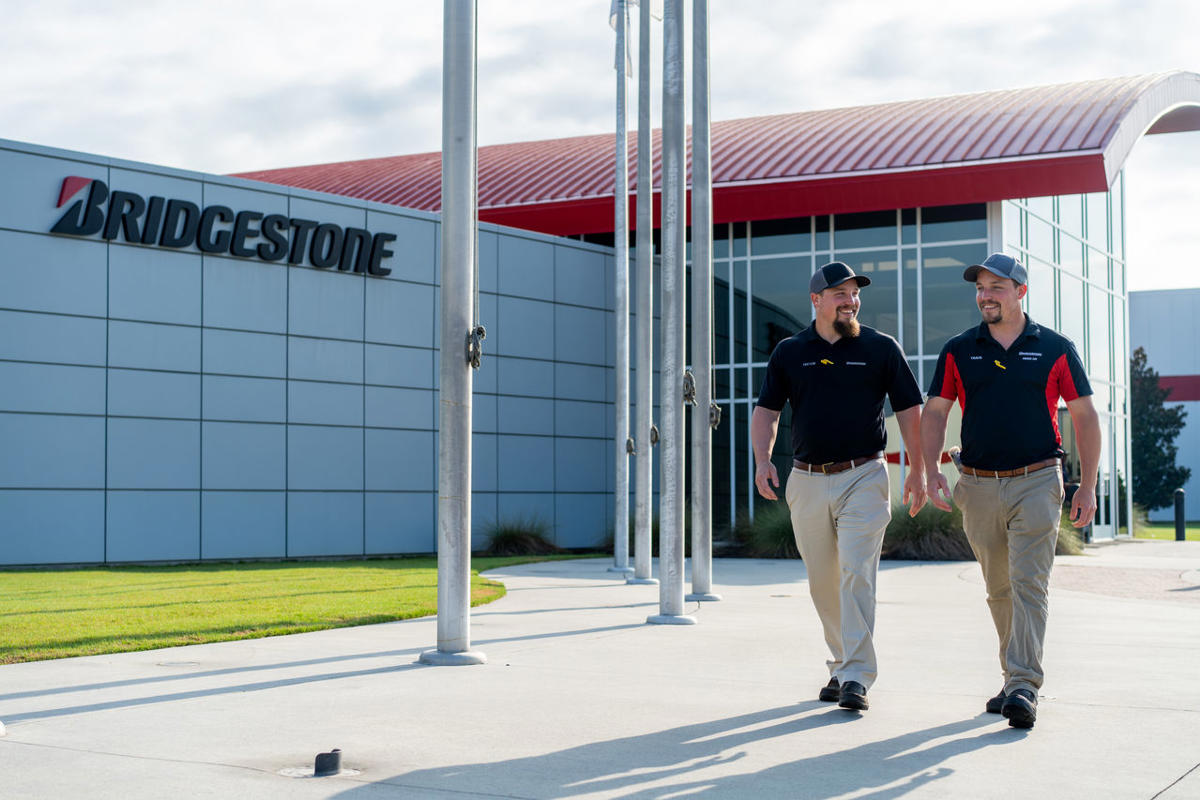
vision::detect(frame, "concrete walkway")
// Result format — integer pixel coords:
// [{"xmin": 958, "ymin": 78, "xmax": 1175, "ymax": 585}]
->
[{"xmin": 2, "ymin": 540, "xmax": 1199, "ymax": 799}]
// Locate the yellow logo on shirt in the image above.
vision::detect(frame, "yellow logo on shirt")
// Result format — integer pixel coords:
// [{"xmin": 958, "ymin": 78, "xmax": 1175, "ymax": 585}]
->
[
  {"xmin": 820, "ymin": 359, "xmax": 834, "ymax": 365},
  {"xmin": 994, "ymin": 360, "xmax": 1006, "ymax": 370}
]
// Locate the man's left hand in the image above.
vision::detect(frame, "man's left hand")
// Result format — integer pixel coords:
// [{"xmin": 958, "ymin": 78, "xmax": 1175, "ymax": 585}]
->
[
  {"xmin": 1070, "ymin": 482, "xmax": 1097, "ymax": 529},
  {"xmin": 902, "ymin": 469, "xmax": 927, "ymax": 517}
]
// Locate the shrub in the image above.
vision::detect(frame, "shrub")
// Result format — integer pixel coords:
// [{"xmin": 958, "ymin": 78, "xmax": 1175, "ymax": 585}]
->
[
  {"xmin": 479, "ymin": 516, "xmax": 558, "ymax": 556},
  {"xmin": 733, "ymin": 502, "xmax": 798, "ymax": 559},
  {"xmin": 883, "ymin": 504, "xmax": 974, "ymax": 560},
  {"xmin": 884, "ymin": 503, "xmax": 1086, "ymax": 560}
]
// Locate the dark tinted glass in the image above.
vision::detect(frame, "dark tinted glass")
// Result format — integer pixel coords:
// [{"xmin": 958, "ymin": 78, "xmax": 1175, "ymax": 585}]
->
[
  {"xmin": 921, "ymin": 203, "xmax": 987, "ymax": 243},
  {"xmin": 751, "ymin": 258, "xmax": 811, "ymax": 361},
  {"xmin": 835, "ymin": 251, "xmax": 898, "ymax": 338},
  {"xmin": 833, "ymin": 210, "xmax": 896, "ymax": 250},
  {"xmin": 922, "ymin": 243, "xmax": 987, "ymax": 354},
  {"xmin": 751, "ymin": 217, "xmax": 811, "ymax": 256}
]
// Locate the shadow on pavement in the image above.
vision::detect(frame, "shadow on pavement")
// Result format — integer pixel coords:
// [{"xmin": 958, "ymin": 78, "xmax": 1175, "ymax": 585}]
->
[{"xmin": 331, "ymin": 706, "xmax": 1012, "ymax": 799}]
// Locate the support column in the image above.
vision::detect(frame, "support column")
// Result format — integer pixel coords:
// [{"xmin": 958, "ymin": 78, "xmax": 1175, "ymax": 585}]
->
[
  {"xmin": 687, "ymin": 0, "xmax": 720, "ymax": 603},
  {"xmin": 421, "ymin": 0, "xmax": 485, "ymax": 666},
  {"xmin": 630, "ymin": 0, "xmax": 658, "ymax": 587},
  {"xmin": 647, "ymin": 0, "xmax": 695, "ymax": 626},
  {"xmin": 610, "ymin": 0, "xmax": 634, "ymax": 575}
]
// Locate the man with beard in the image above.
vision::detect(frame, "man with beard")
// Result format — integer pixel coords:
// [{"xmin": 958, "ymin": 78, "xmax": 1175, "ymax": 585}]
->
[
  {"xmin": 921, "ymin": 252, "xmax": 1100, "ymax": 730},
  {"xmin": 753, "ymin": 261, "xmax": 926, "ymax": 712}
]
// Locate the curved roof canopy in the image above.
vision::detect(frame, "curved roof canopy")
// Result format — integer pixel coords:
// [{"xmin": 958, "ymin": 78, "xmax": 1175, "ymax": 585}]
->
[{"xmin": 235, "ymin": 71, "xmax": 1200, "ymax": 236}]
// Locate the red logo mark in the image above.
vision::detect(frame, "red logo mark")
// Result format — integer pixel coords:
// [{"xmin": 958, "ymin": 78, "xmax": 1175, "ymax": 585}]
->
[{"xmin": 57, "ymin": 176, "xmax": 94, "ymax": 208}]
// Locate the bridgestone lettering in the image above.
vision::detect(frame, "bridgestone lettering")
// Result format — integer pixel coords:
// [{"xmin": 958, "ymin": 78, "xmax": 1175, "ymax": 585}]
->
[{"xmin": 51, "ymin": 178, "xmax": 395, "ymax": 276}]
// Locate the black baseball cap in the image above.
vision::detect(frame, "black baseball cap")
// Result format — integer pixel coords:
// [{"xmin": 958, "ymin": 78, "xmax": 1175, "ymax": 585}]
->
[
  {"xmin": 963, "ymin": 253, "xmax": 1028, "ymax": 286},
  {"xmin": 809, "ymin": 261, "xmax": 871, "ymax": 294}
]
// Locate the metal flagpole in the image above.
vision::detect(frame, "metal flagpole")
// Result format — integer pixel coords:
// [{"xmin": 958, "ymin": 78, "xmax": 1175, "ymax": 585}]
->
[
  {"xmin": 630, "ymin": 0, "xmax": 658, "ymax": 587},
  {"xmin": 647, "ymin": 0, "xmax": 694, "ymax": 625},
  {"xmin": 686, "ymin": 0, "xmax": 720, "ymax": 602},
  {"xmin": 420, "ymin": 0, "xmax": 485, "ymax": 666},
  {"xmin": 610, "ymin": 0, "xmax": 634, "ymax": 575}
]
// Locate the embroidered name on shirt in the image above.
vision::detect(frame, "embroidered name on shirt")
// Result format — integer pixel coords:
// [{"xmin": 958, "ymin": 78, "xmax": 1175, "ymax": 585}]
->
[
  {"xmin": 802, "ymin": 361, "xmax": 816, "ymax": 366},
  {"xmin": 969, "ymin": 355, "xmax": 983, "ymax": 360},
  {"xmin": 846, "ymin": 361, "xmax": 866, "ymax": 366}
]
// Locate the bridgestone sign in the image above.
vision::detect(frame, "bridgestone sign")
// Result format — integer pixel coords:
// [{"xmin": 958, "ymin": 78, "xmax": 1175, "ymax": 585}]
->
[{"xmin": 50, "ymin": 176, "xmax": 396, "ymax": 276}]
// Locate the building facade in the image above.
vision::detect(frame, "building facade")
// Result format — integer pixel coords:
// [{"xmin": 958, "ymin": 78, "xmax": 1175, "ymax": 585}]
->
[{"xmin": 0, "ymin": 139, "xmax": 622, "ymax": 565}]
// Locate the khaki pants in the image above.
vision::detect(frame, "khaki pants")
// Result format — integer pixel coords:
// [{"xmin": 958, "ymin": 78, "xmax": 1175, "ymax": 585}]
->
[
  {"xmin": 954, "ymin": 466, "xmax": 1064, "ymax": 696},
  {"xmin": 785, "ymin": 458, "xmax": 891, "ymax": 689}
]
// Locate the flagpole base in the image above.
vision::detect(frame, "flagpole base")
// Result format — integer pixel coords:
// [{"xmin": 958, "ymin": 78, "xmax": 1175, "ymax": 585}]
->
[
  {"xmin": 607, "ymin": 565, "xmax": 636, "ymax": 574},
  {"xmin": 646, "ymin": 614, "xmax": 697, "ymax": 625},
  {"xmin": 418, "ymin": 649, "xmax": 487, "ymax": 666},
  {"xmin": 626, "ymin": 577, "xmax": 659, "ymax": 585},
  {"xmin": 685, "ymin": 592, "xmax": 722, "ymax": 602}
]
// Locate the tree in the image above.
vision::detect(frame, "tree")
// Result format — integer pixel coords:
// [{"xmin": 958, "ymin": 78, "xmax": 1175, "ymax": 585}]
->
[{"xmin": 1130, "ymin": 347, "xmax": 1191, "ymax": 511}]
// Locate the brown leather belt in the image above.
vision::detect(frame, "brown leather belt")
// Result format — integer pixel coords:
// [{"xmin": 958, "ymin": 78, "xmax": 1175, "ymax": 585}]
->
[
  {"xmin": 959, "ymin": 458, "xmax": 1060, "ymax": 478},
  {"xmin": 793, "ymin": 453, "xmax": 883, "ymax": 475}
]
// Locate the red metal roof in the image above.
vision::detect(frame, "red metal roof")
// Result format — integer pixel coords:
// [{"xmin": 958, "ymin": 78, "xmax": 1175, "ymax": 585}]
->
[{"xmin": 233, "ymin": 72, "xmax": 1200, "ymax": 236}]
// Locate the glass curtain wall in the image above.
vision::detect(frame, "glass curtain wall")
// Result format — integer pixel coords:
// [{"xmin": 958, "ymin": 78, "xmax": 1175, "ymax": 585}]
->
[
  {"xmin": 703, "ymin": 204, "xmax": 989, "ymax": 526},
  {"xmin": 1001, "ymin": 171, "xmax": 1131, "ymax": 540}
]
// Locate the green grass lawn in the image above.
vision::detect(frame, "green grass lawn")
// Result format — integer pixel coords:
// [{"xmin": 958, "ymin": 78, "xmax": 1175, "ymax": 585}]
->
[
  {"xmin": 0, "ymin": 556, "xmax": 576, "ymax": 664},
  {"xmin": 1134, "ymin": 522, "xmax": 1200, "ymax": 541}
]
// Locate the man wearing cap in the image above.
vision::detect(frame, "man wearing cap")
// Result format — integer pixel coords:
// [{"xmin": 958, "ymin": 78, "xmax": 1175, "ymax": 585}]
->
[
  {"xmin": 921, "ymin": 252, "xmax": 1100, "ymax": 730},
  {"xmin": 753, "ymin": 261, "xmax": 926, "ymax": 713}
]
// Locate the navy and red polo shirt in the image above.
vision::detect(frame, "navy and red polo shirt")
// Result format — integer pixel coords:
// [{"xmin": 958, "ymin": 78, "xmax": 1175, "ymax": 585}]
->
[
  {"xmin": 756, "ymin": 324, "xmax": 923, "ymax": 464},
  {"xmin": 928, "ymin": 315, "xmax": 1092, "ymax": 471}
]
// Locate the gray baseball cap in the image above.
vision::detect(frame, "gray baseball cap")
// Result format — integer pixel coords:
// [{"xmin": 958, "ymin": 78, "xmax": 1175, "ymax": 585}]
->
[
  {"xmin": 963, "ymin": 253, "xmax": 1028, "ymax": 285},
  {"xmin": 809, "ymin": 261, "xmax": 871, "ymax": 294}
]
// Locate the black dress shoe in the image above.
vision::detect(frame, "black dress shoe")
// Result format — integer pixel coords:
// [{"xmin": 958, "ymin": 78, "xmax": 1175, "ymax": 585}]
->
[
  {"xmin": 1001, "ymin": 688, "xmax": 1037, "ymax": 729},
  {"xmin": 985, "ymin": 689, "xmax": 1006, "ymax": 714},
  {"xmin": 838, "ymin": 680, "xmax": 868, "ymax": 711},
  {"xmin": 818, "ymin": 677, "xmax": 840, "ymax": 702}
]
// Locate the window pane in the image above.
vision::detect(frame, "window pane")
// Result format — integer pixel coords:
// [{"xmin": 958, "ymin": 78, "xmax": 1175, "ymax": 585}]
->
[
  {"xmin": 1026, "ymin": 256, "xmax": 1056, "ymax": 327},
  {"xmin": 1027, "ymin": 195, "xmax": 1053, "ymax": 221},
  {"xmin": 815, "ymin": 215, "xmax": 830, "ymax": 252},
  {"xmin": 922, "ymin": 243, "xmax": 987, "ymax": 354},
  {"xmin": 833, "ymin": 210, "xmax": 896, "ymax": 250},
  {"xmin": 732, "ymin": 221, "xmax": 747, "ymax": 257},
  {"xmin": 836, "ymin": 251, "xmax": 898, "ymax": 338},
  {"xmin": 1086, "ymin": 193, "xmax": 1108, "ymax": 250},
  {"xmin": 714, "ymin": 366, "xmax": 730, "ymax": 400},
  {"xmin": 714, "ymin": 261, "xmax": 731, "ymax": 364},
  {"xmin": 1002, "ymin": 202, "xmax": 1022, "ymax": 250},
  {"xmin": 1089, "ymin": 285, "xmax": 1110, "ymax": 383},
  {"xmin": 902, "ymin": 250, "xmax": 919, "ymax": 356},
  {"xmin": 1111, "ymin": 175, "xmax": 1124, "ymax": 258},
  {"xmin": 921, "ymin": 203, "xmax": 987, "ymax": 243},
  {"xmin": 733, "ymin": 261, "xmax": 748, "ymax": 362},
  {"xmin": 1058, "ymin": 194, "xmax": 1083, "ymax": 239},
  {"xmin": 713, "ymin": 402, "xmax": 732, "ymax": 525},
  {"xmin": 1027, "ymin": 215, "xmax": 1053, "ymax": 263},
  {"xmin": 751, "ymin": 258, "xmax": 811, "ymax": 361},
  {"xmin": 751, "ymin": 217, "xmax": 811, "ymax": 256},
  {"xmin": 1112, "ymin": 297, "xmax": 1127, "ymax": 388},
  {"xmin": 902, "ymin": 208, "xmax": 917, "ymax": 245},
  {"xmin": 1059, "ymin": 234, "xmax": 1083, "ymax": 277},
  {"xmin": 1059, "ymin": 274, "xmax": 1085, "ymax": 348}
]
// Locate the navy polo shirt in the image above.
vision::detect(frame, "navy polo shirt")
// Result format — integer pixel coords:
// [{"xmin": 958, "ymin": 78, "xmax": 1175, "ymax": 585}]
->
[
  {"xmin": 756, "ymin": 324, "xmax": 923, "ymax": 464},
  {"xmin": 928, "ymin": 315, "xmax": 1092, "ymax": 470}
]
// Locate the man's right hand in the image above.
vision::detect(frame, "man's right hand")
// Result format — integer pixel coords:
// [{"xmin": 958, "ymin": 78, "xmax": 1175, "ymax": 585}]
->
[
  {"xmin": 755, "ymin": 461, "xmax": 780, "ymax": 501},
  {"xmin": 927, "ymin": 470, "xmax": 953, "ymax": 511}
]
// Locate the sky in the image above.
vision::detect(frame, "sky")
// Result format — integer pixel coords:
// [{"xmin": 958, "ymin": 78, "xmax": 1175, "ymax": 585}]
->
[{"xmin": 2, "ymin": 0, "xmax": 1197, "ymax": 291}]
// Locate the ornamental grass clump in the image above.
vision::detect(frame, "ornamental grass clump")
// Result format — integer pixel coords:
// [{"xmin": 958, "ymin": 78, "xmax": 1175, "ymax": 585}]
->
[
  {"xmin": 480, "ymin": 516, "xmax": 558, "ymax": 556},
  {"xmin": 882, "ymin": 500, "xmax": 1086, "ymax": 560},
  {"xmin": 883, "ymin": 504, "xmax": 974, "ymax": 560},
  {"xmin": 733, "ymin": 502, "xmax": 799, "ymax": 559}
]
